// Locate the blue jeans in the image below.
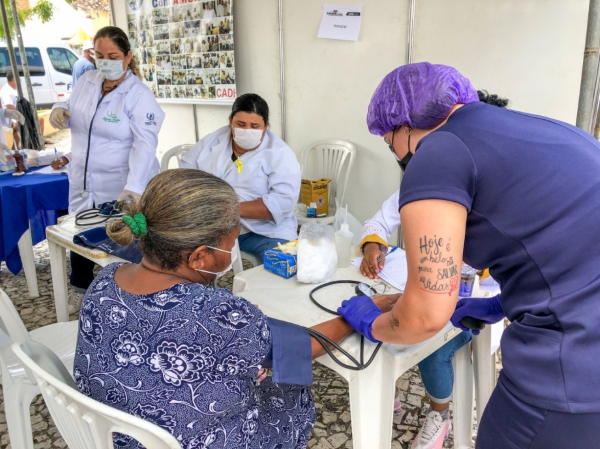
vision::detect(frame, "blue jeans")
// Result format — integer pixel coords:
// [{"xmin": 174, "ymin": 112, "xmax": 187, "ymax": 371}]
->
[
  {"xmin": 418, "ymin": 330, "xmax": 472, "ymax": 403},
  {"xmin": 238, "ymin": 232, "xmax": 289, "ymax": 263}
]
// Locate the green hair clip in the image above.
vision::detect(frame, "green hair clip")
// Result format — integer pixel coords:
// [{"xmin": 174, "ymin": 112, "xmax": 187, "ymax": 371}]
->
[{"xmin": 122, "ymin": 212, "xmax": 148, "ymax": 237}]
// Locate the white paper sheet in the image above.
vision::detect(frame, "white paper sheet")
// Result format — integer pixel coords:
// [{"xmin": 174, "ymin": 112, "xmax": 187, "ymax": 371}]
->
[
  {"xmin": 28, "ymin": 165, "xmax": 68, "ymax": 175},
  {"xmin": 318, "ymin": 4, "xmax": 363, "ymax": 42},
  {"xmin": 351, "ymin": 248, "xmax": 408, "ymax": 292}
]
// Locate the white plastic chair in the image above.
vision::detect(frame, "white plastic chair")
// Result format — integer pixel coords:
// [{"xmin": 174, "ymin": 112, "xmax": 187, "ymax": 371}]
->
[
  {"xmin": 160, "ymin": 144, "xmax": 192, "ymax": 171},
  {"xmin": 232, "ymin": 239, "xmax": 260, "ymax": 275},
  {"xmin": 0, "ymin": 288, "xmax": 78, "ymax": 449},
  {"xmin": 13, "ymin": 340, "xmax": 182, "ymax": 449},
  {"xmin": 296, "ymin": 139, "xmax": 356, "ymax": 225}
]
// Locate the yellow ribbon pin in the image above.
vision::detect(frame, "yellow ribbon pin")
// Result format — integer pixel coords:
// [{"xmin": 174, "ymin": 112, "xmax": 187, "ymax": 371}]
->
[{"xmin": 235, "ymin": 159, "xmax": 243, "ymax": 173}]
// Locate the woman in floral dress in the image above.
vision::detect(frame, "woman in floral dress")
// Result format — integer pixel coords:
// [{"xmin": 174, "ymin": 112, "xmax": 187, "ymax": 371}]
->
[{"xmin": 73, "ymin": 169, "xmax": 399, "ymax": 449}]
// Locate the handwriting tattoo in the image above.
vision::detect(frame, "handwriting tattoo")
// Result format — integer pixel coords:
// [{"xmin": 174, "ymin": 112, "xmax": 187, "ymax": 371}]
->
[{"xmin": 417, "ymin": 235, "xmax": 459, "ymax": 296}]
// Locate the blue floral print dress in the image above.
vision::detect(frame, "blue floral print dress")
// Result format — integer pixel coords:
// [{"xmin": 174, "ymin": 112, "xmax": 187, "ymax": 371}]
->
[{"xmin": 73, "ymin": 263, "xmax": 315, "ymax": 449}]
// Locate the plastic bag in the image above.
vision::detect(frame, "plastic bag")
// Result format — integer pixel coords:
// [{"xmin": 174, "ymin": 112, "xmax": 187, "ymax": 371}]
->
[{"xmin": 296, "ymin": 223, "xmax": 337, "ymax": 283}]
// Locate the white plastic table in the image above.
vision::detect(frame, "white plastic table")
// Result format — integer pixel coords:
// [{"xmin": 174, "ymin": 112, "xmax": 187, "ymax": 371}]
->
[
  {"xmin": 46, "ymin": 215, "xmax": 125, "ymax": 322},
  {"xmin": 232, "ymin": 248, "xmax": 478, "ymax": 449}
]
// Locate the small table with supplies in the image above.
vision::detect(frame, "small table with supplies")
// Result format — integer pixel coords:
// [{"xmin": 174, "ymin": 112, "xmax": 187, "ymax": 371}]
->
[
  {"xmin": 0, "ymin": 168, "xmax": 68, "ymax": 297},
  {"xmin": 46, "ymin": 215, "xmax": 125, "ymax": 322},
  {"xmin": 232, "ymin": 246, "xmax": 485, "ymax": 449}
]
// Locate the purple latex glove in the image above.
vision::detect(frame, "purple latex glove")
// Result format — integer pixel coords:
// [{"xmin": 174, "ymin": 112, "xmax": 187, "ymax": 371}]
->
[
  {"xmin": 337, "ymin": 296, "xmax": 382, "ymax": 343},
  {"xmin": 451, "ymin": 294, "xmax": 505, "ymax": 335}
]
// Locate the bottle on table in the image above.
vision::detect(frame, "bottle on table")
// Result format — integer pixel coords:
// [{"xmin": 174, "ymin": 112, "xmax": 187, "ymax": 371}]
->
[{"xmin": 335, "ymin": 223, "xmax": 353, "ymax": 268}]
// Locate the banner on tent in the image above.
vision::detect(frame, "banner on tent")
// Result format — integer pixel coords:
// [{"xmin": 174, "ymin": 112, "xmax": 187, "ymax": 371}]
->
[{"xmin": 126, "ymin": 0, "xmax": 236, "ymax": 104}]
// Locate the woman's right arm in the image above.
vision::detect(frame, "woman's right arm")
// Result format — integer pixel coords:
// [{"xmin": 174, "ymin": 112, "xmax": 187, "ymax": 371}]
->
[
  {"xmin": 49, "ymin": 97, "xmax": 72, "ymax": 169},
  {"xmin": 308, "ymin": 293, "xmax": 400, "ymax": 358},
  {"xmin": 263, "ymin": 293, "xmax": 399, "ymax": 386}
]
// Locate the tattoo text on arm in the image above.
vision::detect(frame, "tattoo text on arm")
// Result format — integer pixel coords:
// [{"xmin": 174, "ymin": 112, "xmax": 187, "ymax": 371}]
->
[{"xmin": 417, "ymin": 234, "xmax": 459, "ymax": 296}]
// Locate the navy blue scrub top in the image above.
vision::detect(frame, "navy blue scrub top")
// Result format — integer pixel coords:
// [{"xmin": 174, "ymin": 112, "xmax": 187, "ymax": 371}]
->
[{"xmin": 399, "ymin": 101, "xmax": 600, "ymax": 413}]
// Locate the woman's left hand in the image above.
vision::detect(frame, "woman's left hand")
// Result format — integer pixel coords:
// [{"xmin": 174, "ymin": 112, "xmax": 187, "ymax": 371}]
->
[{"xmin": 256, "ymin": 368, "xmax": 268, "ymax": 383}]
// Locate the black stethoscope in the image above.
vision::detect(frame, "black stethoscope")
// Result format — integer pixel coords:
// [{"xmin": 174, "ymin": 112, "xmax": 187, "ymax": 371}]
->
[
  {"xmin": 307, "ymin": 280, "xmax": 386, "ymax": 371},
  {"xmin": 80, "ymin": 82, "xmax": 122, "ymax": 199},
  {"xmin": 306, "ymin": 280, "xmax": 486, "ymax": 371}
]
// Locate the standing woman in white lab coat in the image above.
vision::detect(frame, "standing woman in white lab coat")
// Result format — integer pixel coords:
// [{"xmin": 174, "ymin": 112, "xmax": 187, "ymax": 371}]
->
[
  {"xmin": 180, "ymin": 93, "xmax": 301, "ymax": 261},
  {"xmin": 50, "ymin": 26, "xmax": 165, "ymax": 308}
]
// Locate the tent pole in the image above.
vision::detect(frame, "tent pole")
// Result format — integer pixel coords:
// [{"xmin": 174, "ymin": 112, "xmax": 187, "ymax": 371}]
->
[
  {"xmin": 0, "ymin": 0, "xmax": 23, "ymax": 99},
  {"xmin": 278, "ymin": 0, "xmax": 285, "ymax": 141},
  {"xmin": 576, "ymin": 0, "xmax": 600, "ymax": 133},
  {"xmin": 406, "ymin": 0, "xmax": 416, "ymax": 64},
  {"xmin": 10, "ymin": 0, "xmax": 43, "ymax": 147}
]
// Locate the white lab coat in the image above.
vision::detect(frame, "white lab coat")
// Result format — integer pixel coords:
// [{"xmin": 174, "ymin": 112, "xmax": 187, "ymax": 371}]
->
[
  {"xmin": 180, "ymin": 125, "xmax": 301, "ymax": 241},
  {"xmin": 0, "ymin": 83, "xmax": 17, "ymax": 132},
  {"xmin": 0, "ymin": 109, "xmax": 10, "ymax": 146},
  {"xmin": 52, "ymin": 70, "xmax": 165, "ymax": 213},
  {"xmin": 360, "ymin": 189, "xmax": 400, "ymax": 249}
]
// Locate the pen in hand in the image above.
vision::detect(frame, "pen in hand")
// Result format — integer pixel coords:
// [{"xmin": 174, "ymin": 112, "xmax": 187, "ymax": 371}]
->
[
  {"xmin": 52, "ymin": 148, "xmax": 63, "ymax": 170},
  {"xmin": 376, "ymin": 246, "xmax": 399, "ymax": 265}
]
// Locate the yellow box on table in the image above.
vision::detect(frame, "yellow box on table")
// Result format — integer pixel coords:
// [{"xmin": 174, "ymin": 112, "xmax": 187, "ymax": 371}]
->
[{"xmin": 301, "ymin": 178, "xmax": 331, "ymax": 217}]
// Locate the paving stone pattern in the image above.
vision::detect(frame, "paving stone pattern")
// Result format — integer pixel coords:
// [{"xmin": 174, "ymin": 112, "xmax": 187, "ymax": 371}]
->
[{"xmin": 0, "ymin": 240, "xmax": 493, "ymax": 449}]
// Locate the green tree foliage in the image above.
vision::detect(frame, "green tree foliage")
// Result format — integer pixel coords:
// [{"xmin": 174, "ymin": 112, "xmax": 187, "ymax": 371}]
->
[{"xmin": 0, "ymin": 0, "xmax": 55, "ymax": 40}]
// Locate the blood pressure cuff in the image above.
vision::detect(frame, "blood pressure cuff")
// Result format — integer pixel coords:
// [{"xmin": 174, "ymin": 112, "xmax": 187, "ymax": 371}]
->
[
  {"xmin": 73, "ymin": 227, "xmax": 142, "ymax": 264},
  {"xmin": 263, "ymin": 317, "xmax": 313, "ymax": 386}
]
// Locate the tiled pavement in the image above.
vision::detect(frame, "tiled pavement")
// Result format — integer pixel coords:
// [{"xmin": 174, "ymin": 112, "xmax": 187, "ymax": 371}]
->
[{"xmin": 0, "ymin": 241, "xmax": 489, "ymax": 449}]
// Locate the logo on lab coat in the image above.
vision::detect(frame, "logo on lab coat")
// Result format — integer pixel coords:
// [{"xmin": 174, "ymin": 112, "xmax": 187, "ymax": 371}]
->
[
  {"xmin": 102, "ymin": 111, "xmax": 120, "ymax": 124},
  {"xmin": 145, "ymin": 112, "xmax": 156, "ymax": 126}
]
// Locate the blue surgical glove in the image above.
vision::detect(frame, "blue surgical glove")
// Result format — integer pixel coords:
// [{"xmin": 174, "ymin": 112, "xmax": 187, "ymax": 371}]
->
[
  {"xmin": 337, "ymin": 295, "xmax": 382, "ymax": 343},
  {"xmin": 451, "ymin": 294, "xmax": 505, "ymax": 335}
]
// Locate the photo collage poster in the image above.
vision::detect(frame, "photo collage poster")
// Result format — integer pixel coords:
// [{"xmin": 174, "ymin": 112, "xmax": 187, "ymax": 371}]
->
[{"xmin": 126, "ymin": 0, "xmax": 236, "ymax": 103}]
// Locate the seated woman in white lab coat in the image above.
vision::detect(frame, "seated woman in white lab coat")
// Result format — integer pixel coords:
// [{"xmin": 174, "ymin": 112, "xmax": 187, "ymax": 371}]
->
[{"xmin": 180, "ymin": 93, "xmax": 301, "ymax": 261}]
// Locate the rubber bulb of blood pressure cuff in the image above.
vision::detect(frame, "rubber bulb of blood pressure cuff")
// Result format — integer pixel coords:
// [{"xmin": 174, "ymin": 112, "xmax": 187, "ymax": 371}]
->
[{"xmin": 335, "ymin": 223, "xmax": 353, "ymax": 268}]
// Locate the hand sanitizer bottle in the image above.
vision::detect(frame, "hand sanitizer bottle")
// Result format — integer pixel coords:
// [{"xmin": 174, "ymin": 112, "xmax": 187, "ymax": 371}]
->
[{"xmin": 335, "ymin": 223, "xmax": 353, "ymax": 268}]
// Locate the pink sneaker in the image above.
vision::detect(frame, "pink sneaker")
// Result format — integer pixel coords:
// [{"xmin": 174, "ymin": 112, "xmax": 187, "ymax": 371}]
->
[
  {"xmin": 393, "ymin": 387, "xmax": 402, "ymax": 414},
  {"xmin": 411, "ymin": 410, "xmax": 451, "ymax": 449}
]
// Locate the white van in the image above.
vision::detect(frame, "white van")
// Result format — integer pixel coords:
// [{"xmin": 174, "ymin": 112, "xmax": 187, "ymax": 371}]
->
[{"xmin": 0, "ymin": 42, "xmax": 81, "ymax": 109}]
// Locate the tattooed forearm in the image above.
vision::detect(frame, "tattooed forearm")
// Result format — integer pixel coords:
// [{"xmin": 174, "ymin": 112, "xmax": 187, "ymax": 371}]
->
[
  {"xmin": 417, "ymin": 234, "xmax": 459, "ymax": 296},
  {"xmin": 389, "ymin": 312, "xmax": 400, "ymax": 330}
]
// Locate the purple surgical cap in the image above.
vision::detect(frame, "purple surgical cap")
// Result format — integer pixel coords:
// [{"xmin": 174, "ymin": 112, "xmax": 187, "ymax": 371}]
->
[{"xmin": 366, "ymin": 62, "xmax": 479, "ymax": 135}]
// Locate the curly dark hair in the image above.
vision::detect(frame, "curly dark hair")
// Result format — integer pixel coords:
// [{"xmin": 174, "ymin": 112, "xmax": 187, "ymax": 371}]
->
[{"xmin": 477, "ymin": 90, "xmax": 509, "ymax": 108}]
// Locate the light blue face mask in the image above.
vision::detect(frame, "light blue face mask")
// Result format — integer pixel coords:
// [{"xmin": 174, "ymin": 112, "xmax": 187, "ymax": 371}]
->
[
  {"xmin": 95, "ymin": 58, "xmax": 126, "ymax": 81},
  {"xmin": 192, "ymin": 245, "xmax": 237, "ymax": 279}
]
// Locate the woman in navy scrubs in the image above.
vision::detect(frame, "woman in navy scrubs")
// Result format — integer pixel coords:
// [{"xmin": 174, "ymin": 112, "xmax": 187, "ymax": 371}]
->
[{"xmin": 338, "ymin": 62, "xmax": 600, "ymax": 448}]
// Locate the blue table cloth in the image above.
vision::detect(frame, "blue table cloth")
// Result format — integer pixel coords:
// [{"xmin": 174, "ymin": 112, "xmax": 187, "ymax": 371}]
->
[{"xmin": 0, "ymin": 168, "xmax": 69, "ymax": 274}]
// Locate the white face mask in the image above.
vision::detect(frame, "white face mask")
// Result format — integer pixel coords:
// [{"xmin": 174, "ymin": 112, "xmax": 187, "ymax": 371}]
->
[
  {"xmin": 96, "ymin": 58, "xmax": 126, "ymax": 81},
  {"xmin": 232, "ymin": 127, "xmax": 264, "ymax": 150},
  {"xmin": 193, "ymin": 245, "xmax": 237, "ymax": 280}
]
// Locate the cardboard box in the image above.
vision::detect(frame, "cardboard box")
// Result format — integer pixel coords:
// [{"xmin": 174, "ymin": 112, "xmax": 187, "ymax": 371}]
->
[
  {"xmin": 301, "ymin": 178, "xmax": 331, "ymax": 217},
  {"xmin": 264, "ymin": 248, "xmax": 297, "ymax": 279}
]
